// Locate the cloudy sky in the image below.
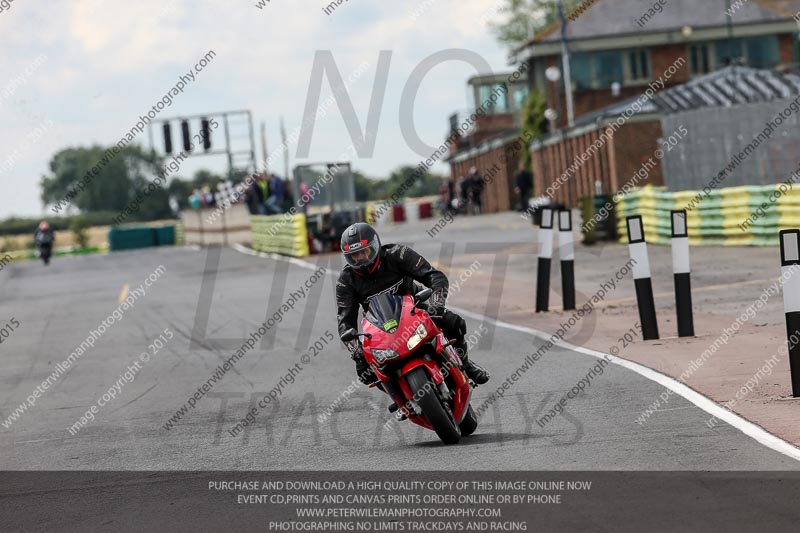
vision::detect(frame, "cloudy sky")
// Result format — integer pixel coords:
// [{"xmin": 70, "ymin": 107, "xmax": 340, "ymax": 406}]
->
[{"xmin": 0, "ymin": 0, "xmax": 512, "ymax": 218}]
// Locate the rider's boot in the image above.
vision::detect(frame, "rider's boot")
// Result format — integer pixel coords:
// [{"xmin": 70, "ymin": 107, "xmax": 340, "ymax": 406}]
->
[{"xmin": 455, "ymin": 338, "xmax": 489, "ymax": 385}]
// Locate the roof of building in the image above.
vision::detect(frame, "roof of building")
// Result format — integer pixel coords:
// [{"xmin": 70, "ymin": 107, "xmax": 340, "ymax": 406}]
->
[
  {"xmin": 654, "ymin": 64, "xmax": 800, "ymax": 112},
  {"xmin": 527, "ymin": 0, "xmax": 800, "ymax": 46},
  {"xmin": 572, "ymin": 65, "xmax": 800, "ymax": 128},
  {"xmin": 467, "ymin": 72, "xmax": 529, "ymax": 86},
  {"xmin": 445, "ymin": 129, "xmax": 522, "ymax": 163}
]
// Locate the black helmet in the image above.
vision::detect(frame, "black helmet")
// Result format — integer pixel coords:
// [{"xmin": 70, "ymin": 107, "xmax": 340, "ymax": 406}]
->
[{"xmin": 341, "ymin": 223, "xmax": 381, "ymax": 274}]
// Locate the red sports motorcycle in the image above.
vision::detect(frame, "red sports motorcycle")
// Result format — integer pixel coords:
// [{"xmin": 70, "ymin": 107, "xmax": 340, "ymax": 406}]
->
[{"xmin": 340, "ymin": 289, "xmax": 478, "ymax": 444}]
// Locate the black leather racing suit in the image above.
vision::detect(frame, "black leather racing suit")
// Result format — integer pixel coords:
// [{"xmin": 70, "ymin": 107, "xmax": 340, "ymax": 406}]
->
[{"xmin": 335, "ymin": 243, "xmax": 470, "ymax": 368}]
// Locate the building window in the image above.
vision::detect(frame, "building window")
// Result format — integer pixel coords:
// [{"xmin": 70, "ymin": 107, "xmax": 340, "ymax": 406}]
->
[
  {"xmin": 477, "ymin": 83, "xmax": 508, "ymax": 113},
  {"xmin": 594, "ymin": 50, "xmax": 623, "ymax": 88},
  {"xmin": 704, "ymin": 35, "xmax": 780, "ymax": 70},
  {"xmin": 512, "ymin": 85, "xmax": 529, "ymax": 111},
  {"xmin": 689, "ymin": 43, "xmax": 712, "ymax": 75},
  {"xmin": 745, "ymin": 35, "xmax": 779, "ymax": 68},
  {"xmin": 626, "ymin": 49, "xmax": 651, "ymax": 82},
  {"xmin": 716, "ymin": 38, "xmax": 745, "ymax": 66},
  {"xmin": 570, "ymin": 53, "xmax": 594, "ymax": 89},
  {"xmin": 570, "ymin": 50, "xmax": 623, "ymax": 89}
]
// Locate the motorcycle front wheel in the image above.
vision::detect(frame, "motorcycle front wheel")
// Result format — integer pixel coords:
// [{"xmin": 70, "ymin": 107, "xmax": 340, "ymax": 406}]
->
[
  {"xmin": 406, "ymin": 367, "xmax": 461, "ymax": 445},
  {"xmin": 460, "ymin": 405, "xmax": 478, "ymax": 437}
]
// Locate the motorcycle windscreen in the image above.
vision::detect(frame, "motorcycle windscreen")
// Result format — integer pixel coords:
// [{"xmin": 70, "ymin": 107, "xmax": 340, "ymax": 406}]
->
[{"xmin": 364, "ymin": 293, "xmax": 404, "ymax": 333}]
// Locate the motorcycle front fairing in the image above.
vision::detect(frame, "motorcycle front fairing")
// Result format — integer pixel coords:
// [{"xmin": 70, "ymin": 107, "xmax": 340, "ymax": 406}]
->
[
  {"xmin": 361, "ymin": 294, "xmax": 439, "ymax": 375},
  {"xmin": 360, "ymin": 293, "xmax": 472, "ymax": 426}
]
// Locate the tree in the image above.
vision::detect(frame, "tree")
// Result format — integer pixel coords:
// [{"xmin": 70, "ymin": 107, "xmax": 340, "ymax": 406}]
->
[
  {"xmin": 353, "ymin": 171, "xmax": 373, "ymax": 202},
  {"xmin": 369, "ymin": 166, "xmax": 444, "ymax": 201},
  {"xmin": 518, "ymin": 88, "xmax": 548, "ymax": 168},
  {"xmin": 488, "ymin": 0, "xmax": 584, "ymax": 47},
  {"xmin": 191, "ymin": 169, "xmax": 224, "ymax": 189},
  {"xmin": 41, "ymin": 145, "xmax": 160, "ymax": 213},
  {"xmin": 168, "ymin": 177, "xmax": 193, "ymax": 210},
  {"xmin": 69, "ymin": 215, "xmax": 90, "ymax": 248},
  {"xmin": 349, "ymin": 167, "xmax": 445, "ymax": 202},
  {"xmin": 41, "ymin": 147, "xmax": 131, "ymax": 213},
  {"xmin": 40, "ymin": 145, "xmax": 174, "ymax": 222}
]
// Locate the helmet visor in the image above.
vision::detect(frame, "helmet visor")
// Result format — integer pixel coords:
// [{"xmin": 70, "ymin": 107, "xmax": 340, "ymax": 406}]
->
[{"xmin": 343, "ymin": 235, "xmax": 380, "ymax": 269}]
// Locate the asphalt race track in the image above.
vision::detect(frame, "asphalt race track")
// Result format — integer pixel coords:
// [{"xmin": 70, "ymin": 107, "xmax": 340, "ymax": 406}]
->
[{"xmin": 2, "ymin": 221, "xmax": 799, "ymax": 472}]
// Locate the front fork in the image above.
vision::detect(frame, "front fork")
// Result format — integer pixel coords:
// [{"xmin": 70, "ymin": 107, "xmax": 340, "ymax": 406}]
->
[{"xmin": 379, "ymin": 336, "xmax": 465, "ymax": 420}]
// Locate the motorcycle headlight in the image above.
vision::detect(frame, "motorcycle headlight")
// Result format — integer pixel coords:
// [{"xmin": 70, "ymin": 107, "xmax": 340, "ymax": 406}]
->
[
  {"xmin": 372, "ymin": 349, "xmax": 400, "ymax": 364},
  {"xmin": 406, "ymin": 323, "xmax": 428, "ymax": 351}
]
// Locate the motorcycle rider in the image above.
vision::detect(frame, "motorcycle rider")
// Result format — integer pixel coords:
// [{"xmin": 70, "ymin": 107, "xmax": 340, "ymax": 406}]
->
[
  {"xmin": 336, "ymin": 222, "xmax": 489, "ymax": 386},
  {"xmin": 34, "ymin": 221, "xmax": 54, "ymax": 264}
]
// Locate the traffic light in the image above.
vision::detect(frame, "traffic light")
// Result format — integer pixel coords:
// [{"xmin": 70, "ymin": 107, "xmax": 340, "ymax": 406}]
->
[
  {"xmin": 181, "ymin": 120, "xmax": 192, "ymax": 152},
  {"xmin": 200, "ymin": 118, "xmax": 212, "ymax": 151},
  {"xmin": 162, "ymin": 123, "xmax": 173, "ymax": 154}
]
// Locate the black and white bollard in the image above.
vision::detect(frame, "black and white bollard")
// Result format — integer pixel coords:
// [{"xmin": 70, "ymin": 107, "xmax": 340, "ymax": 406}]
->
[
  {"xmin": 627, "ymin": 215, "xmax": 659, "ymax": 340},
  {"xmin": 779, "ymin": 229, "xmax": 800, "ymax": 397},
  {"xmin": 536, "ymin": 208, "xmax": 554, "ymax": 313},
  {"xmin": 559, "ymin": 209, "xmax": 576, "ymax": 311},
  {"xmin": 671, "ymin": 210, "xmax": 694, "ymax": 337}
]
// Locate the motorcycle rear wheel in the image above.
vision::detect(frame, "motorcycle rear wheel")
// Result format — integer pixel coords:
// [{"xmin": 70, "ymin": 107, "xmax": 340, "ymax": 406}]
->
[{"xmin": 406, "ymin": 367, "xmax": 461, "ymax": 445}]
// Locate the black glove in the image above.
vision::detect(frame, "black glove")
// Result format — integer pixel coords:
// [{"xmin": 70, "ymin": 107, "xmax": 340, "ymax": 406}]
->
[
  {"xmin": 427, "ymin": 288, "xmax": 447, "ymax": 317},
  {"xmin": 355, "ymin": 359, "xmax": 374, "ymax": 385},
  {"xmin": 350, "ymin": 346, "xmax": 375, "ymax": 384}
]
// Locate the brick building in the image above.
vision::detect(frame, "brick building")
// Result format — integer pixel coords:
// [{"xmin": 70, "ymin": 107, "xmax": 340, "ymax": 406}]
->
[
  {"xmin": 515, "ymin": 0, "xmax": 800, "ymax": 206},
  {"xmin": 445, "ymin": 73, "xmax": 531, "ymax": 213},
  {"xmin": 517, "ymin": 0, "xmax": 799, "ymax": 130},
  {"xmin": 447, "ymin": 0, "xmax": 800, "ymax": 210}
]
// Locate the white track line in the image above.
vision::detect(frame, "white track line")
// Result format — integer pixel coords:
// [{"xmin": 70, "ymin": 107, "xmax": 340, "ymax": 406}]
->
[
  {"xmin": 230, "ymin": 244, "xmax": 800, "ymax": 463},
  {"xmin": 452, "ymin": 307, "xmax": 800, "ymax": 463}
]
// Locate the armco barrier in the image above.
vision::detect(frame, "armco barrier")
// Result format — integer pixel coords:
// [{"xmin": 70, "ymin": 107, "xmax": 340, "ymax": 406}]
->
[
  {"xmin": 392, "ymin": 204, "xmax": 406, "ymax": 223},
  {"xmin": 154, "ymin": 225, "xmax": 176, "ymax": 246},
  {"xmin": 616, "ymin": 184, "xmax": 800, "ymax": 246},
  {"xmin": 366, "ymin": 203, "xmax": 391, "ymax": 226},
  {"xmin": 365, "ymin": 199, "xmax": 434, "ymax": 226},
  {"xmin": 418, "ymin": 202, "xmax": 433, "ymax": 219},
  {"xmin": 175, "ymin": 220, "xmax": 185, "ymax": 245},
  {"xmin": 251, "ymin": 213, "xmax": 310, "ymax": 257},
  {"xmin": 404, "ymin": 202, "xmax": 420, "ymax": 223},
  {"xmin": 108, "ymin": 225, "xmax": 176, "ymax": 251}
]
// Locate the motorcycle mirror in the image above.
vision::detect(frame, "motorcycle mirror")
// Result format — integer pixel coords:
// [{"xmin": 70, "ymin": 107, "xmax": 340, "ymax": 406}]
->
[
  {"xmin": 340, "ymin": 328, "xmax": 358, "ymax": 342},
  {"xmin": 414, "ymin": 288, "xmax": 433, "ymax": 303}
]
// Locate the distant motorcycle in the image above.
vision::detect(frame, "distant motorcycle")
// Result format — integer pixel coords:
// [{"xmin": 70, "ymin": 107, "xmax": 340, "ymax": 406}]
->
[
  {"xmin": 341, "ymin": 288, "xmax": 478, "ymax": 445},
  {"xmin": 35, "ymin": 233, "xmax": 53, "ymax": 265}
]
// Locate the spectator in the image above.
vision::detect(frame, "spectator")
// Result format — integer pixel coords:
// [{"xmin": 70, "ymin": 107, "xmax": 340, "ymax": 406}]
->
[
  {"xmin": 467, "ymin": 166, "xmax": 485, "ymax": 215},
  {"xmin": 438, "ymin": 178, "xmax": 451, "ymax": 215},
  {"xmin": 281, "ymin": 178, "xmax": 295, "ymax": 212},
  {"xmin": 189, "ymin": 189, "xmax": 202, "ymax": 209},
  {"xmin": 244, "ymin": 177, "xmax": 261, "ymax": 214},
  {"xmin": 299, "ymin": 181, "xmax": 311, "ymax": 215},
  {"xmin": 457, "ymin": 175, "xmax": 469, "ymax": 213},
  {"xmin": 256, "ymin": 174, "xmax": 270, "ymax": 215},
  {"xmin": 252, "ymin": 175, "xmax": 265, "ymax": 201},
  {"xmin": 266, "ymin": 173, "xmax": 285, "ymax": 214},
  {"xmin": 202, "ymin": 185, "xmax": 216, "ymax": 208},
  {"xmin": 513, "ymin": 162, "xmax": 533, "ymax": 213},
  {"xmin": 447, "ymin": 177, "xmax": 455, "ymax": 210}
]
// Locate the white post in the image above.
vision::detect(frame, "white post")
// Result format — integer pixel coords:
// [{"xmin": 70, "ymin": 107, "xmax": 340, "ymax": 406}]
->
[{"xmin": 627, "ymin": 215, "xmax": 659, "ymax": 340}]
